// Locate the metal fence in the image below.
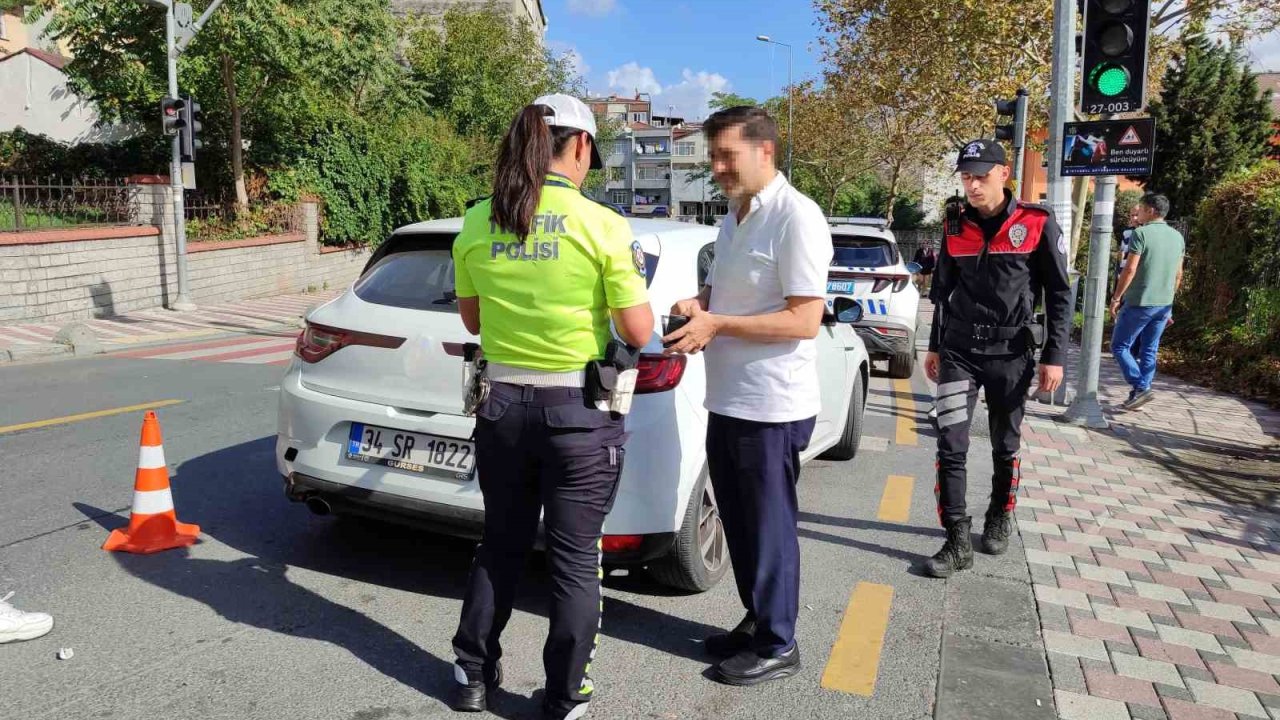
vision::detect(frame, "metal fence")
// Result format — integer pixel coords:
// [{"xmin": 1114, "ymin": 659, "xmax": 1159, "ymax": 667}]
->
[
  {"xmin": 183, "ymin": 191, "xmax": 302, "ymax": 243},
  {"xmin": 0, "ymin": 177, "xmax": 137, "ymax": 232}
]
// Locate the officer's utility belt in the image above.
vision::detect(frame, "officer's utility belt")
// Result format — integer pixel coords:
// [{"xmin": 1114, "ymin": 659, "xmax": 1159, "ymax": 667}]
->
[
  {"xmin": 488, "ymin": 363, "xmax": 585, "ymax": 387},
  {"xmin": 945, "ymin": 320, "xmax": 1045, "ymax": 347},
  {"xmin": 461, "ymin": 343, "xmax": 640, "ymax": 416}
]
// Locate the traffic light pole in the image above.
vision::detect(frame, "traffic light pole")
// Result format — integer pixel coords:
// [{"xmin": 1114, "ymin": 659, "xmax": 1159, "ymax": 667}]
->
[
  {"xmin": 165, "ymin": 1, "xmax": 195, "ymax": 311},
  {"xmin": 1044, "ymin": 0, "xmax": 1078, "ymax": 406},
  {"xmin": 1059, "ymin": 131, "xmax": 1116, "ymax": 429}
]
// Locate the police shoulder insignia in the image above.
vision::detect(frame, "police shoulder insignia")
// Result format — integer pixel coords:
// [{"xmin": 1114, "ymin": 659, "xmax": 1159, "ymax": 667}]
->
[
  {"xmin": 631, "ymin": 240, "xmax": 646, "ymax": 278},
  {"xmin": 1058, "ymin": 233, "xmax": 1068, "ymax": 255},
  {"xmin": 1008, "ymin": 223, "xmax": 1028, "ymax": 248}
]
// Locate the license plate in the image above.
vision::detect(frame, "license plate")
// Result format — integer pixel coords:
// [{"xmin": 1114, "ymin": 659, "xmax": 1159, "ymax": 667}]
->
[
  {"xmin": 827, "ymin": 280, "xmax": 856, "ymax": 294},
  {"xmin": 346, "ymin": 422, "xmax": 475, "ymax": 477}
]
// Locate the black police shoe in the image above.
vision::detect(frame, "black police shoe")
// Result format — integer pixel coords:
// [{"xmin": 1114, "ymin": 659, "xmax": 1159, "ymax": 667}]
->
[
  {"xmin": 449, "ymin": 661, "xmax": 502, "ymax": 713},
  {"xmin": 704, "ymin": 614, "xmax": 757, "ymax": 658},
  {"xmin": 542, "ymin": 699, "xmax": 590, "ymax": 720},
  {"xmin": 981, "ymin": 511, "xmax": 1014, "ymax": 555},
  {"xmin": 924, "ymin": 517, "xmax": 974, "ymax": 578},
  {"xmin": 714, "ymin": 644, "xmax": 802, "ymax": 686}
]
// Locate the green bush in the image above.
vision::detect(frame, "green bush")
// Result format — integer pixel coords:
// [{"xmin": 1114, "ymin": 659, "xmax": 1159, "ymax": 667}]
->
[
  {"xmin": 0, "ymin": 128, "xmax": 168, "ymax": 178},
  {"xmin": 1161, "ymin": 160, "xmax": 1280, "ymax": 404},
  {"xmin": 268, "ymin": 114, "xmax": 485, "ymax": 247}
]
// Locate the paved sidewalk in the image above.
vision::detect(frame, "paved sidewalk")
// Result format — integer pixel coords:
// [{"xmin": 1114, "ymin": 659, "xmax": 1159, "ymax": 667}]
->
[
  {"xmin": 1018, "ymin": 347, "xmax": 1280, "ymax": 719},
  {"xmin": 0, "ymin": 291, "xmax": 340, "ymax": 358}
]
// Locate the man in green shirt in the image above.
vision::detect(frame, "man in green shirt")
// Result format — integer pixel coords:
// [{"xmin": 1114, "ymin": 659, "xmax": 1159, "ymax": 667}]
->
[{"xmin": 1109, "ymin": 193, "xmax": 1185, "ymax": 410}]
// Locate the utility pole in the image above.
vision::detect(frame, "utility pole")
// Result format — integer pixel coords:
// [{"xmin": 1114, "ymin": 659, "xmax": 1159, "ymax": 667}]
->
[
  {"xmin": 137, "ymin": 0, "xmax": 225, "ymax": 312},
  {"xmin": 1060, "ymin": 166, "xmax": 1116, "ymax": 428},
  {"xmin": 756, "ymin": 35, "xmax": 794, "ymax": 180}
]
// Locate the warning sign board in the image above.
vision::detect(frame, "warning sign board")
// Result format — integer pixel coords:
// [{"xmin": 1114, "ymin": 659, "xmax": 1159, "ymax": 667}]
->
[{"xmin": 1061, "ymin": 118, "xmax": 1156, "ymax": 177}]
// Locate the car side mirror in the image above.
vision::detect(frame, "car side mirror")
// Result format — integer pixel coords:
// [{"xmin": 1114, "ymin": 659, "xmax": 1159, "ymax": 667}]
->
[
  {"xmin": 905, "ymin": 261, "xmax": 922, "ymax": 274},
  {"xmin": 832, "ymin": 297, "xmax": 863, "ymax": 324}
]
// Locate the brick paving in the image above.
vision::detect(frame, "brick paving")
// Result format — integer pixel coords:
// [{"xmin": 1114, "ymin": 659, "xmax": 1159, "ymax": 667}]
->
[{"xmin": 1018, "ymin": 344, "xmax": 1280, "ymax": 719}]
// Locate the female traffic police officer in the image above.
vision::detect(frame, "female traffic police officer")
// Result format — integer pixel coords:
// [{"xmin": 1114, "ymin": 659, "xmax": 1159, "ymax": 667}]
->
[{"xmin": 447, "ymin": 93, "xmax": 654, "ymax": 720}]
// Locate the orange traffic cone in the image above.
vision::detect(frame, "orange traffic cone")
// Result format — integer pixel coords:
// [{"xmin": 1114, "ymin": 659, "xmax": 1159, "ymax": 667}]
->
[{"xmin": 103, "ymin": 411, "xmax": 200, "ymax": 554}]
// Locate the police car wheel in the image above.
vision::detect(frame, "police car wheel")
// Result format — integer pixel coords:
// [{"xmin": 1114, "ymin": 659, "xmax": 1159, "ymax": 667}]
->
[
  {"xmin": 648, "ymin": 470, "xmax": 729, "ymax": 593},
  {"xmin": 889, "ymin": 350, "xmax": 915, "ymax": 379},
  {"xmin": 820, "ymin": 366, "xmax": 865, "ymax": 461}
]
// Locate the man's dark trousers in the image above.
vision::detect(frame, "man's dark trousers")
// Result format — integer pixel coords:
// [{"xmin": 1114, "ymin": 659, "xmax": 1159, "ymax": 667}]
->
[
  {"xmin": 453, "ymin": 382, "xmax": 625, "ymax": 716},
  {"xmin": 706, "ymin": 412, "xmax": 816, "ymax": 657},
  {"xmin": 934, "ymin": 347, "xmax": 1035, "ymax": 523}
]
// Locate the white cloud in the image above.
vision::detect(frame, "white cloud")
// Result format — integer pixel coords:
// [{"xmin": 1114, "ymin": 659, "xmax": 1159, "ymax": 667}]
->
[
  {"xmin": 548, "ymin": 41, "xmax": 590, "ymax": 78},
  {"xmin": 566, "ymin": 0, "xmax": 618, "ymax": 17},
  {"xmin": 602, "ymin": 64, "xmax": 731, "ymax": 121},
  {"xmin": 605, "ymin": 62, "xmax": 663, "ymax": 96}
]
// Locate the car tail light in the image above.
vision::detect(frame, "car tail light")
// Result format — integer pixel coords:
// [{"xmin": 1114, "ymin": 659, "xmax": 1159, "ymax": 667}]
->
[
  {"xmin": 602, "ymin": 535, "xmax": 644, "ymax": 553},
  {"xmin": 635, "ymin": 353, "xmax": 686, "ymax": 394},
  {"xmin": 891, "ymin": 276, "xmax": 911, "ymax": 292},
  {"xmin": 870, "ymin": 278, "xmax": 891, "ymax": 293},
  {"xmin": 295, "ymin": 322, "xmax": 406, "ymax": 363}
]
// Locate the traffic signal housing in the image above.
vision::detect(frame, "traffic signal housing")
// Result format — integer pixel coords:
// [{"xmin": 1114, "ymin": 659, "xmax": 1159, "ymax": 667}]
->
[
  {"xmin": 1080, "ymin": 0, "xmax": 1151, "ymax": 115},
  {"xmin": 179, "ymin": 97, "xmax": 203, "ymax": 163},
  {"xmin": 994, "ymin": 90, "xmax": 1028, "ymax": 145},
  {"xmin": 161, "ymin": 96, "xmax": 185, "ymax": 136}
]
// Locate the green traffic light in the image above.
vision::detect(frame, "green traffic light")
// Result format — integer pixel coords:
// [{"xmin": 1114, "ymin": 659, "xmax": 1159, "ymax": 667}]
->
[{"xmin": 1091, "ymin": 63, "xmax": 1131, "ymax": 97}]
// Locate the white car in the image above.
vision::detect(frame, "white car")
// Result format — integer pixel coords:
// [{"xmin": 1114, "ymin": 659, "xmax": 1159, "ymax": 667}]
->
[
  {"xmin": 825, "ymin": 218, "xmax": 922, "ymax": 379},
  {"xmin": 276, "ymin": 217, "xmax": 870, "ymax": 593}
]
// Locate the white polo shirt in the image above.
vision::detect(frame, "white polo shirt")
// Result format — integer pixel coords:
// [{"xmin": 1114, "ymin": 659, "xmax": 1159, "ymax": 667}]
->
[{"xmin": 704, "ymin": 173, "xmax": 833, "ymax": 423}]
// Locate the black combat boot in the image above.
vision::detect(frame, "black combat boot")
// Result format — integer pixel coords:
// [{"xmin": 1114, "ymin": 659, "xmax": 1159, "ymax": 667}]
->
[
  {"xmin": 924, "ymin": 517, "xmax": 974, "ymax": 578},
  {"xmin": 981, "ymin": 510, "xmax": 1014, "ymax": 555}
]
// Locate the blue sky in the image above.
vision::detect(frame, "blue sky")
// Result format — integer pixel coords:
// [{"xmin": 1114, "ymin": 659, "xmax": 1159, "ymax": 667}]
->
[
  {"xmin": 544, "ymin": 0, "xmax": 830, "ymax": 121},
  {"xmin": 543, "ymin": 0, "xmax": 1280, "ymax": 122}
]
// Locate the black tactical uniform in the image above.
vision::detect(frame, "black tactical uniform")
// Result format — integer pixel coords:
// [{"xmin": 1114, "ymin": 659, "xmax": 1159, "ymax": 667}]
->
[{"xmin": 925, "ymin": 139, "xmax": 1072, "ymax": 578}]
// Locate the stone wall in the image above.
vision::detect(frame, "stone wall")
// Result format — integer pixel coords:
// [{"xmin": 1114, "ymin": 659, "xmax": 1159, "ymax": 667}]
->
[{"xmin": 0, "ymin": 194, "xmax": 370, "ymax": 324}]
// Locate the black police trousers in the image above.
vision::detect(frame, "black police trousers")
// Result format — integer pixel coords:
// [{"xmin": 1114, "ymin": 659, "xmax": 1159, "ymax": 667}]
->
[
  {"xmin": 452, "ymin": 381, "xmax": 625, "ymax": 716},
  {"xmin": 934, "ymin": 347, "xmax": 1036, "ymax": 525}
]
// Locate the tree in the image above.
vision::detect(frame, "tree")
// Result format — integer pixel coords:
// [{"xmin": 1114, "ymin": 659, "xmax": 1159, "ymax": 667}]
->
[
  {"xmin": 707, "ymin": 92, "xmax": 758, "ymax": 112},
  {"xmin": 779, "ymin": 82, "xmax": 877, "ymax": 215},
  {"xmin": 39, "ymin": 0, "xmax": 405, "ymax": 209},
  {"xmin": 1146, "ymin": 35, "xmax": 1273, "ymax": 219},
  {"xmin": 405, "ymin": 6, "xmax": 579, "ymax": 148}
]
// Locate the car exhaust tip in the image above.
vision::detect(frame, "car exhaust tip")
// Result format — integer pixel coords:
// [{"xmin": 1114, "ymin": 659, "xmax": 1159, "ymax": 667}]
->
[{"xmin": 305, "ymin": 495, "xmax": 332, "ymax": 516}]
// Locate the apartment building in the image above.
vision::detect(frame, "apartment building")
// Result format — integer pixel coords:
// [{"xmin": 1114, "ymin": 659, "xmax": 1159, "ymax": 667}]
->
[
  {"xmin": 586, "ymin": 94, "xmax": 727, "ymax": 220},
  {"xmin": 392, "ymin": 0, "xmax": 546, "ymax": 33}
]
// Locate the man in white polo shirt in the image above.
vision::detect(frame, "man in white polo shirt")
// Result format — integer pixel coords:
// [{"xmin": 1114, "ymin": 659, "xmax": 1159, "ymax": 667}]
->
[{"xmin": 663, "ymin": 106, "xmax": 833, "ymax": 687}]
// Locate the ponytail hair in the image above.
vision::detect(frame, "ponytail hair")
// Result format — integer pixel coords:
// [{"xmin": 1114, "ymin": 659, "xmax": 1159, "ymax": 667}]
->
[{"xmin": 492, "ymin": 104, "xmax": 584, "ymax": 241}]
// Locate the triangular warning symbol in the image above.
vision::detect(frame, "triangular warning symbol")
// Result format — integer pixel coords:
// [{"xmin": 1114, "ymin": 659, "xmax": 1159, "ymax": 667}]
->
[{"xmin": 1118, "ymin": 125, "xmax": 1142, "ymax": 146}]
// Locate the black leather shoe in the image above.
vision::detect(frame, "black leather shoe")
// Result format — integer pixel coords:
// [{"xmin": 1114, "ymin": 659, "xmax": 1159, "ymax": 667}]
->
[
  {"xmin": 714, "ymin": 644, "xmax": 802, "ymax": 686},
  {"xmin": 542, "ymin": 699, "xmax": 590, "ymax": 720},
  {"xmin": 704, "ymin": 615, "xmax": 757, "ymax": 658},
  {"xmin": 449, "ymin": 661, "xmax": 502, "ymax": 712}
]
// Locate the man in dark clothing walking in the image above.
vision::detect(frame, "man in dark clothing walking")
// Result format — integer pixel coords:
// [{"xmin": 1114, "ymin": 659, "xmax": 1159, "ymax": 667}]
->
[{"xmin": 923, "ymin": 139, "xmax": 1073, "ymax": 578}]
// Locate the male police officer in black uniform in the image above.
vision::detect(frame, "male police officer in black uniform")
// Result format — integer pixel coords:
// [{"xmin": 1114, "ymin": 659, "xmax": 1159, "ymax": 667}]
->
[{"xmin": 923, "ymin": 139, "xmax": 1072, "ymax": 578}]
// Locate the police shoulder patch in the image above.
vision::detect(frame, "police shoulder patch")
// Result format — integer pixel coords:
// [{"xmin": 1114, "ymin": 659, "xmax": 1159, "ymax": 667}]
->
[
  {"xmin": 1058, "ymin": 232, "xmax": 1068, "ymax": 255},
  {"xmin": 631, "ymin": 240, "xmax": 646, "ymax": 278}
]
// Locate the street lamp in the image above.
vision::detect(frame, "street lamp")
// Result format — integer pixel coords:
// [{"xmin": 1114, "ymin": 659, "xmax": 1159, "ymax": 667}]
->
[{"xmin": 756, "ymin": 34, "xmax": 793, "ymax": 180}]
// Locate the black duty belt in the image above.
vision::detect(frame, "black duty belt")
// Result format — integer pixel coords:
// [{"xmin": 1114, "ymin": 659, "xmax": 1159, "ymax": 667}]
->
[{"xmin": 946, "ymin": 321, "xmax": 1027, "ymax": 342}]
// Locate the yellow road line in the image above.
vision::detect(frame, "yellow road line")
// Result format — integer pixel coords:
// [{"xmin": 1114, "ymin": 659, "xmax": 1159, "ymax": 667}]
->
[
  {"xmin": 877, "ymin": 475, "xmax": 914, "ymax": 523},
  {"xmin": 893, "ymin": 377, "xmax": 918, "ymax": 446},
  {"xmin": 822, "ymin": 582, "xmax": 895, "ymax": 696},
  {"xmin": 0, "ymin": 399, "xmax": 184, "ymax": 435}
]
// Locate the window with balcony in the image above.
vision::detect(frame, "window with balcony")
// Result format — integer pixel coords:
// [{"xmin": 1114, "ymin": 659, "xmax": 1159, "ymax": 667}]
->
[
  {"xmin": 636, "ymin": 166, "xmax": 669, "ymax": 181},
  {"xmin": 608, "ymin": 166, "xmax": 625, "ymax": 182},
  {"xmin": 632, "ymin": 112, "xmax": 648, "ymax": 123},
  {"xmin": 610, "ymin": 191, "xmax": 631, "ymax": 205},
  {"xmin": 675, "ymin": 142, "xmax": 696, "ymax": 157}
]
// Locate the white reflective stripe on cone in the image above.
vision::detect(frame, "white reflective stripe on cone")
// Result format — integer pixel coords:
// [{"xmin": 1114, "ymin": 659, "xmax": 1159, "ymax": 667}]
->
[
  {"xmin": 132, "ymin": 488, "xmax": 175, "ymax": 515},
  {"xmin": 138, "ymin": 445, "xmax": 167, "ymax": 470}
]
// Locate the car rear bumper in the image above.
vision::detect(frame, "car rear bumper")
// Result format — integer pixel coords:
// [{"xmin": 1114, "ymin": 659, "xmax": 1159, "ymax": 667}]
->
[
  {"xmin": 283, "ymin": 471, "xmax": 676, "ymax": 563},
  {"xmin": 854, "ymin": 323, "xmax": 914, "ymax": 356}
]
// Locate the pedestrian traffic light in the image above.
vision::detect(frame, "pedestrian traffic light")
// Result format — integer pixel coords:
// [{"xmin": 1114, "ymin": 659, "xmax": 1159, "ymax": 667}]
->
[
  {"xmin": 1080, "ymin": 0, "xmax": 1151, "ymax": 115},
  {"xmin": 161, "ymin": 96, "xmax": 185, "ymax": 136},
  {"xmin": 179, "ymin": 97, "xmax": 203, "ymax": 163}
]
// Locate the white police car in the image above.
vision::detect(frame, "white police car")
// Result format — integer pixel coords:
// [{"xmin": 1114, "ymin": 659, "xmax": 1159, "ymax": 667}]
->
[
  {"xmin": 277, "ymin": 217, "xmax": 871, "ymax": 593},
  {"xmin": 825, "ymin": 217, "xmax": 922, "ymax": 379}
]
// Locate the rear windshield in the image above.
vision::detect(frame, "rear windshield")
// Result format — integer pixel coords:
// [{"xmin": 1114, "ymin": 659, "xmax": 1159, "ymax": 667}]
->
[
  {"xmin": 831, "ymin": 235, "xmax": 897, "ymax": 268},
  {"xmin": 354, "ymin": 250, "xmax": 458, "ymax": 312},
  {"xmin": 354, "ymin": 231, "xmax": 661, "ymax": 311}
]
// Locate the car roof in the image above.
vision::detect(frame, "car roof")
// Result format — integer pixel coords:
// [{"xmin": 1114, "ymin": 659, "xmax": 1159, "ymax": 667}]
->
[
  {"xmin": 393, "ymin": 216, "xmax": 704, "ymax": 237},
  {"xmin": 830, "ymin": 226, "xmax": 897, "ymax": 243}
]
